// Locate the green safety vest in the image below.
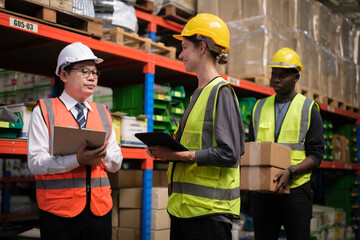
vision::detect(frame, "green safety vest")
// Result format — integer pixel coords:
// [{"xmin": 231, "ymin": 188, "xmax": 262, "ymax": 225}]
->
[
  {"xmin": 252, "ymin": 93, "xmax": 318, "ymax": 188},
  {"xmin": 167, "ymin": 77, "xmax": 241, "ymax": 219}
]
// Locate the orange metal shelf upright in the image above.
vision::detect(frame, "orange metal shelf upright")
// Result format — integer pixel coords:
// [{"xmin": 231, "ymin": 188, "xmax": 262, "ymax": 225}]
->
[{"xmin": 135, "ymin": 9, "xmax": 183, "ymax": 33}]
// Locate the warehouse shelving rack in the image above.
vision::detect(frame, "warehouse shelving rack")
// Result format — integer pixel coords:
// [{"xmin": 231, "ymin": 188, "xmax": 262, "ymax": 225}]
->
[{"xmin": 0, "ymin": 6, "xmax": 360, "ymax": 240}]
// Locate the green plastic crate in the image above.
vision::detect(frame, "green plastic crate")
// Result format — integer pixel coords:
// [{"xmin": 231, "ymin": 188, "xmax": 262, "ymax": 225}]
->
[
  {"xmin": 171, "ymin": 85, "xmax": 186, "ymax": 101},
  {"xmin": 335, "ymin": 124, "xmax": 357, "ymax": 140},
  {"xmin": 0, "ymin": 112, "xmax": 24, "ymax": 139},
  {"xmin": 113, "ymin": 85, "xmax": 144, "ymax": 116}
]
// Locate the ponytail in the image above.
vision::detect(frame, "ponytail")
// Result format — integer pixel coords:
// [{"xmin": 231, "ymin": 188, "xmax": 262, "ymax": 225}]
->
[{"xmin": 216, "ymin": 50, "xmax": 228, "ymax": 65}]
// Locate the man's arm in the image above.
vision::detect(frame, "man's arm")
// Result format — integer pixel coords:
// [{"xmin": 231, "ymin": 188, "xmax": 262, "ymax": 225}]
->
[{"xmin": 27, "ymin": 106, "xmax": 79, "ymax": 175}]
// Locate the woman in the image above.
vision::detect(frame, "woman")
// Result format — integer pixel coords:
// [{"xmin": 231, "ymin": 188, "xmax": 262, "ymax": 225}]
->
[{"xmin": 147, "ymin": 13, "xmax": 245, "ymax": 240}]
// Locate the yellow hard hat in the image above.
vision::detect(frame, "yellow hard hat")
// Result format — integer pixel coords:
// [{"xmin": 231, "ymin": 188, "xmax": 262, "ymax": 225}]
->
[
  {"xmin": 173, "ymin": 13, "xmax": 231, "ymax": 51},
  {"xmin": 268, "ymin": 47, "xmax": 303, "ymax": 72}
]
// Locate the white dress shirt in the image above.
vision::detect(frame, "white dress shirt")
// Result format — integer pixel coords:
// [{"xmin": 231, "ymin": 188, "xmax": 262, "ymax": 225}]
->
[{"xmin": 27, "ymin": 91, "xmax": 123, "ymax": 175}]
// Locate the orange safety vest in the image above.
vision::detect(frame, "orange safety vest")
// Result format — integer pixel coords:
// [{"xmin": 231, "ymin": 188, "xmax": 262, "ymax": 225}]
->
[{"xmin": 35, "ymin": 98, "xmax": 113, "ymax": 218}]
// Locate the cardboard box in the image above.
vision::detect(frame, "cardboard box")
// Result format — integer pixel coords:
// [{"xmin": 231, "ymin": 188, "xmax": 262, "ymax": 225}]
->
[
  {"xmin": 112, "ymin": 190, "xmax": 119, "ymax": 227},
  {"xmin": 116, "ymin": 228, "xmax": 170, "ymax": 240},
  {"xmin": 152, "ymin": 187, "xmax": 168, "ymax": 210},
  {"xmin": 112, "ymin": 113, "xmax": 148, "ymax": 147},
  {"xmin": 152, "ymin": 209, "xmax": 171, "ymax": 230},
  {"xmin": 108, "ymin": 170, "xmax": 143, "ymax": 189},
  {"xmin": 151, "ymin": 229, "xmax": 170, "ymax": 240},
  {"xmin": 119, "ymin": 209, "xmax": 141, "ymax": 228},
  {"xmin": 332, "ymin": 134, "xmax": 350, "ymax": 163},
  {"xmin": 240, "ymin": 166, "xmax": 290, "ymax": 193},
  {"xmin": 117, "ymin": 228, "xmax": 140, "ymax": 240},
  {"xmin": 50, "ymin": 0, "xmax": 73, "ymax": 12},
  {"xmin": 112, "ymin": 227, "xmax": 118, "ymax": 240},
  {"xmin": 118, "ymin": 187, "xmax": 168, "ymax": 209},
  {"xmin": 119, "ymin": 188, "xmax": 142, "ymax": 208},
  {"xmin": 153, "ymin": 170, "xmax": 168, "ymax": 187},
  {"xmin": 240, "ymin": 142, "xmax": 291, "ymax": 169},
  {"xmin": 119, "ymin": 209, "xmax": 170, "ymax": 230}
]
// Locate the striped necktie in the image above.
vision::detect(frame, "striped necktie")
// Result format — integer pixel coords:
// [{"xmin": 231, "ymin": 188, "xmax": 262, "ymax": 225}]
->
[{"xmin": 75, "ymin": 103, "xmax": 86, "ymax": 128}]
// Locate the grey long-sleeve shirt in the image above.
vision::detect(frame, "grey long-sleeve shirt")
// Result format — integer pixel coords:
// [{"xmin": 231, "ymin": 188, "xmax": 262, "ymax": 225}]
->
[{"xmin": 176, "ymin": 80, "xmax": 245, "ymax": 167}]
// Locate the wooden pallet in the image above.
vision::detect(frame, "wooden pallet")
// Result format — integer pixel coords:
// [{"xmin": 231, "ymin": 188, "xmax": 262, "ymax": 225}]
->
[
  {"xmin": 0, "ymin": 0, "xmax": 103, "ymax": 38},
  {"xmin": 103, "ymin": 28, "xmax": 176, "ymax": 60},
  {"xmin": 345, "ymin": 105, "xmax": 360, "ymax": 114},
  {"xmin": 295, "ymin": 85, "xmax": 325, "ymax": 104},
  {"xmin": 323, "ymin": 96, "xmax": 346, "ymax": 110},
  {"xmin": 158, "ymin": 3, "xmax": 195, "ymax": 24},
  {"xmin": 134, "ymin": 0, "xmax": 154, "ymax": 13}
]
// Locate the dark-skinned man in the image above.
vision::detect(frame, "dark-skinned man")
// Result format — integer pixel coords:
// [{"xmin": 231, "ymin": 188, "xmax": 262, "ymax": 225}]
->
[{"xmin": 248, "ymin": 47, "xmax": 324, "ymax": 240}]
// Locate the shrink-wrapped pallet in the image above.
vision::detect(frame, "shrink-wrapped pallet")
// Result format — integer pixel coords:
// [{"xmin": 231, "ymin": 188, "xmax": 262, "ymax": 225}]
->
[
  {"xmin": 292, "ymin": 32, "xmax": 320, "ymax": 91},
  {"xmin": 226, "ymin": 16, "xmax": 291, "ymax": 83},
  {"xmin": 320, "ymin": 47, "xmax": 338, "ymax": 101}
]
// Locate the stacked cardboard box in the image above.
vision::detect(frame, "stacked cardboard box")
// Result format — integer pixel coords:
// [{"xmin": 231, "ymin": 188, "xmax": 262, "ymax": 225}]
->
[
  {"xmin": 0, "ymin": 70, "xmax": 52, "ymax": 106},
  {"xmin": 109, "ymin": 170, "xmax": 170, "ymax": 240},
  {"xmin": 332, "ymin": 135, "xmax": 350, "ymax": 163},
  {"xmin": 197, "ymin": 0, "xmax": 360, "ymax": 107},
  {"xmin": 240, "ymin": 142, "xmax": 291, "ymax": 193}
]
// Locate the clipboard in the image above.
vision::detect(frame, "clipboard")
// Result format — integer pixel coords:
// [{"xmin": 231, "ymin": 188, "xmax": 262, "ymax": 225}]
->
[
  {"xmin": 52, "ymin": 126, "xmax": 106, "ymax": 156},
  {"xmin": 134, "ymin": 131, "xmax": 188, "ymax": 151}
]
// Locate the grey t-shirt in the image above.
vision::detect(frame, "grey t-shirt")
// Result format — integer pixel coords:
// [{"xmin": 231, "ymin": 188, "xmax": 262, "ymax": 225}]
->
[{"xmin": 275, "ymin": 100, "xmax": 291, "ymax": 140}]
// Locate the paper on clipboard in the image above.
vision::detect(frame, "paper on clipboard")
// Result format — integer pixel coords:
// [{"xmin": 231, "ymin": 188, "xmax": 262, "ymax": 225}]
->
[{"xmin": 52, "ymin": 126, "xmax": 106, "ymax": 156}]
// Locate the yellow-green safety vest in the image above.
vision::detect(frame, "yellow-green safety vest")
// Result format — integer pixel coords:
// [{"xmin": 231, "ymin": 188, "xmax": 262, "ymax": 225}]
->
[
  {"xmin": 252, "ymin": 93, "xmax": 318, "ymax": 188},
  {"xmin": 167, "ymin": 77, "xmax": 241, "ymax": 219}
]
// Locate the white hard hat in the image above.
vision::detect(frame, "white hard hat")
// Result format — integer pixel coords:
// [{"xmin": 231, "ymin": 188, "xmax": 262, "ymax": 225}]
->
[{"xmin": 55, "ymin": 42, "xmax": 103, "ymax": 76}]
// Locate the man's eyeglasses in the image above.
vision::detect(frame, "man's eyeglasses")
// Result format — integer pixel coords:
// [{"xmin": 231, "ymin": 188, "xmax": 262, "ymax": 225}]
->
[{"xmin": 71, "ymin": 68, "xmax": 100, "ymax": 79}]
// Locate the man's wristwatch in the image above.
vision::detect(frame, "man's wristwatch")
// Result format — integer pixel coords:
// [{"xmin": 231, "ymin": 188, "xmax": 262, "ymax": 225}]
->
[{"xmin": 288, "ymin": 166, "xmax": 296, "ymax": 180}]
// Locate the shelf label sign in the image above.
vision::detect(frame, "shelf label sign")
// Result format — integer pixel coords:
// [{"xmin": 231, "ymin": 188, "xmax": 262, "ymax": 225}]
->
[
  {"xmin": 227, "ymin": 76, "xmax": 240, "ymax": 86},
  {"xmin": 9, "ymin": 17, "xmax": 38, "ymax": 33},
  {"xmin": 327, "ymin": 106, "xmax": 335, "ymax": 113}
]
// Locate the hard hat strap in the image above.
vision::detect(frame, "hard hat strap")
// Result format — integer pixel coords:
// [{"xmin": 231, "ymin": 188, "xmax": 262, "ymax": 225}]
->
[
  {"xmin": 195, "ymin": 35, "xmax": 224, "ymax": 54},
  {"xmin": 59, "ymin": 62, "xmax": 72, "ymax": 74}
]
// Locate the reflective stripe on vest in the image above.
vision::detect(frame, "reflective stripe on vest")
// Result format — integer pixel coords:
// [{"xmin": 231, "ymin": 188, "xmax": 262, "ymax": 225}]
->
[
  {"xmin": 252, "ymin": 94, "xmax": 316, "ymax": 188},
  {"xmin": 95, "ymin": 102, "xmax": 111, "ymax": 141},
  {"xmin": 167, "ymin": 77, "xmax": 241, "ymax": 219},
  {"xmin": 172, "ymin": 182, "xmax": 240, "ymax": 201},
  {"xmin": 36, "ymin": 177, "xmax": 110, "ymax": 189},
  {"xmin": 36, "ymin": 98, "xmax": 113, "ymax": 218}
]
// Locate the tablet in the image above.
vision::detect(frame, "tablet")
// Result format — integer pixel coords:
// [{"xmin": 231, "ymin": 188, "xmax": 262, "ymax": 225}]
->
[{"xmin": 134, "ymin": 131, "xmax": 188, "ymax": 151}]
